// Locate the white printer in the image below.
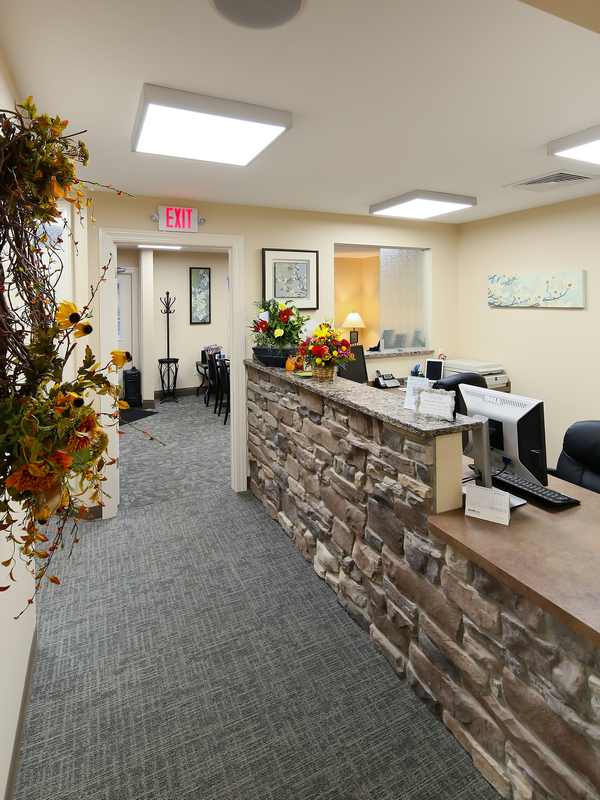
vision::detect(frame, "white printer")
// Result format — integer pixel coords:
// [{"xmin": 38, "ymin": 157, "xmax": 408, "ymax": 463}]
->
[{"xmin": 442, "ymin": 358, "xmax": 509, "ymax": 389}]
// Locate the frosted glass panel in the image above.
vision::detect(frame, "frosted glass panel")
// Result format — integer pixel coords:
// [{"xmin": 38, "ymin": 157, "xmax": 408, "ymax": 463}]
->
[{"xmin": 380, "ymin": 248, "xmax": 427, "ymax": 350}]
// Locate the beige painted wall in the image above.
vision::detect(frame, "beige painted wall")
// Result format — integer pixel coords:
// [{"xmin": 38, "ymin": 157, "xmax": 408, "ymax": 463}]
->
[
  {"xmin": 457, "ymin": 194, "xmax": 600, "ymax": 464},
  {"xmin": 89, "ymin": 193, "xmax": 461, "ymax": 381}
]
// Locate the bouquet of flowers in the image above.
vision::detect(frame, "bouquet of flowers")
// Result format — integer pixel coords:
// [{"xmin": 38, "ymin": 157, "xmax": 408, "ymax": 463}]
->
[
  {"xmin": 0, "ymin": 97, "xmax": 136, "ymax": 607},
  {"xmin": 298, "ymin": 321, "xmax": 355, "ymax": 371},
  {"xmin": 250, "ymin": 298, "xmax": 309, "ymax": 354}
]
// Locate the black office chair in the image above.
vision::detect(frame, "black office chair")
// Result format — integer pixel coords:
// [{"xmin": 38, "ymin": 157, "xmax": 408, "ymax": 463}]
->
[
  {"xmin": 217, "ymin": 358, "xmax": 230, "ymax": 425},
  {"xmin": 196, "ymin": 350, "xmax": 209, "ymax": 396},
  {"xmin": 205, "ymin": 353, "xmax": 219, "ymax": 407},
  {"xmin": 431, "ymin": 371, "xmax": 487, "ymax": 417},
  {"xmin": 549, "ymin": 421, "xmax": 600, "ymax": 494}
]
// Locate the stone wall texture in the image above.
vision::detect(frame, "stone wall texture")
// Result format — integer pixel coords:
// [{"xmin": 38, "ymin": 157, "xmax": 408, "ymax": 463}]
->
[{"xmin": 247, "ymin": 365, "xmax": 600, "ymax": 800}]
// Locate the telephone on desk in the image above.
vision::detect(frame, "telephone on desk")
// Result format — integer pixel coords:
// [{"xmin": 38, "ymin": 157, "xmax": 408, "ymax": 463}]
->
[{"xmin": 374, "ymin": 370, "xmax": 401, "ymax": 389}]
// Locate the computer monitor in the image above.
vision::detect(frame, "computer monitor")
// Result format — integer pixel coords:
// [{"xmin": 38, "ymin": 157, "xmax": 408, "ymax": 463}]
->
[
  {"xmin": 425, "ymin": 359, "xmax": 444, "ymax": 381},
  {"xmin": 339, "ymin": 345, "xmax": 368, "ymax": 384},
  {"xmin": 460, "ymin": 384, "xmax": 548, "ymax": 485}
]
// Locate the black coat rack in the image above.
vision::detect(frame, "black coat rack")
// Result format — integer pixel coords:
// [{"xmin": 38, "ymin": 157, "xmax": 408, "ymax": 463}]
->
[{"xmin": 158, "ymin": 291, "xmax": 179, "ymax": 402}]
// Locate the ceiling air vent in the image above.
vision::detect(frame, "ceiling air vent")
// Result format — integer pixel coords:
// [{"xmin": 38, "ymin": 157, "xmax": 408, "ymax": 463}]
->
[{"xmin": 509, "ymin": 172, "xmax": 599, "ymax": 192}]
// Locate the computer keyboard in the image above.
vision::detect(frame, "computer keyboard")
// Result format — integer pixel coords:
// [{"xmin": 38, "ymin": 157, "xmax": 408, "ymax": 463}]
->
[{"xmin": 490, "ymin": 467, "xmax": 580, "ymax": 507}]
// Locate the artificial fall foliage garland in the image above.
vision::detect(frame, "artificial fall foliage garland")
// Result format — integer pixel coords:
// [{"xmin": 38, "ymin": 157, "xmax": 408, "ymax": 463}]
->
[{"xmin": 0, "ymin": 97, "xmax": 135, "ymax": 612}]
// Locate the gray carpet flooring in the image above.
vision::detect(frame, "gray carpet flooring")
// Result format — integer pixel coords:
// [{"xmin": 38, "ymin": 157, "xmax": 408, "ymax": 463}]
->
[{"xmin": 14, "ymin": 395, "xmax": 500, "ymax": 800}]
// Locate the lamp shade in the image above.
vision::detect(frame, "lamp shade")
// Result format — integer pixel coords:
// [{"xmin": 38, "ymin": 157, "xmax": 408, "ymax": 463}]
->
[{"xmin": 341, "ymin": 312, "xmax": 366, "ymax": 329}]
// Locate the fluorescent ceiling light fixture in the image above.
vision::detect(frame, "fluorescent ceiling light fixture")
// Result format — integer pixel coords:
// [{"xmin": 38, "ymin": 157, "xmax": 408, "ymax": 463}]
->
[
  {"xmin": 369, "ymin": 190, "xmax": 477, "ymax": 219},
  {"xmin": 132, "ymin": 84, "xmax": 292, "ymax": 166},
  {"xmin": 137, "ymin": 244, "xmax": 182, "ymax": 250},
  {"xmin": 547, "ymin": 124, "xmax": 600, "ymax": 165}
]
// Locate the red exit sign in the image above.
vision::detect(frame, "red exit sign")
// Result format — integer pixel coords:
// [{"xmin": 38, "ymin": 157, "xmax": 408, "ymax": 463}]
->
[{"xmin": 158, "ymin": 206, "xmax": 198, "ymax": 232}]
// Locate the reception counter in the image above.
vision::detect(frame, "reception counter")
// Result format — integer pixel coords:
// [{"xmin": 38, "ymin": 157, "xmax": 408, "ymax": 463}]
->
[{"xmin": 245, "ymin": 361, "xmax": 600, "ymax": 800}]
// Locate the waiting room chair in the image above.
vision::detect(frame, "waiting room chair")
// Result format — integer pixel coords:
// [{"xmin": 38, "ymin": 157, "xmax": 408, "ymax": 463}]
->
[
  {"xmin": 217, "ymin": 358, "xmax": 230, "ymax": 425},
  {"xmin": 549, "ymin": 420, "xmax": 600, "ymax": 494},
  {"xmin": 205, "ymin": 353, "xmax": 219, "ymax": 407},
  {"xmin": 196, "ymin": 351, "xmax": 209, "ymax": 396}
]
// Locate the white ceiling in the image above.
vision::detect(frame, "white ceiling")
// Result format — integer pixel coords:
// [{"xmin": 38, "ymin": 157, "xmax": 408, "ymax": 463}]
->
[{"xmin": 2, "ymin": 0, "xmax": 600, "ymax": 224}]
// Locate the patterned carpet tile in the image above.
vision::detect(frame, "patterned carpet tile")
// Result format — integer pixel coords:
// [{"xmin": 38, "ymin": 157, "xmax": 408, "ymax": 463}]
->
[{"xmin": 14, "ymin": 398, "xmax": 500, "ymax": 800}]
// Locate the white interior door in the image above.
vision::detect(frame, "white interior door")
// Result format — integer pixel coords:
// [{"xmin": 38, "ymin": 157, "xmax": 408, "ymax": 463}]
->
[{"xmin": 116, "ymin": 267, "xmax": 140, "ymax": 392}]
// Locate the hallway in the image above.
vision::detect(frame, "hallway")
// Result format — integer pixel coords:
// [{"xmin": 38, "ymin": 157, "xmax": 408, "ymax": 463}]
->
[{"xmin": 13, "ymin": 396, "xmax": 499, "ymax": 800}]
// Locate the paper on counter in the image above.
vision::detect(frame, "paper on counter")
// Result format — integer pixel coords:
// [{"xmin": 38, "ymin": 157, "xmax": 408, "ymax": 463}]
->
[{"xmin": 465, "ymin": 484, "xmax": 510, "ymax": 526}]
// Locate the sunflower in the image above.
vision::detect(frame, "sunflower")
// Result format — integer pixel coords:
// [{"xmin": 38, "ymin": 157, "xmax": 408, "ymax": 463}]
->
[
  {"xmin": 110, "ymin": 349, "xmax": 132, "ymax": 368},
  {"xmin": 56, "ymin": 301, "xmax": 81, "ymax": 329}
]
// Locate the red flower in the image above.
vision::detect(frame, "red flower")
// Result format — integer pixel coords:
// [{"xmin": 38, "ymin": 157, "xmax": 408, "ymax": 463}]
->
[
  {"xmin": 312, "ymin": 345, "xmax": 324, "ymax": 356},
  {"xmin": 259, "ymin": 320, "xmax": 269, "ymax": 332},
  {"xmin": 279, "ymin": 309, "xmax": 292, "ymax": 322},
  {"xmin": 341, "ymin": 339, "xmax": 350, "ymax": 347}
]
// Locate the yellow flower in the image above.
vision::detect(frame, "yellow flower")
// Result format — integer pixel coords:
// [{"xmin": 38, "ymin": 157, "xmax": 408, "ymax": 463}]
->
[
  {"xmin": 274, "ymin": 328, "xmax": 284, "ymax": 338},
  {"xmin": 278, "ymin": 302, "xmax": 287, "ymax": 310},
  {"xmin": 65, "ymin": 392, "xmax": 85, "ymax": 409},
  {"xmin": 56, "ymin": 301, "xmax": 81, "ymax": 329},
  {"xmin": 315, "ymin": 357, "xmax": 322, "ymax": 364},
  {"xmin": 73, "ymin": 322, "xmax": 93, "ymax": 338},
  {"xmin": 110, "ymin": 349, "xmax": 132, "ymax": 368},
  {"xmin": 333, "ymin": 350, "xmax": 338, "ymax": 357}
]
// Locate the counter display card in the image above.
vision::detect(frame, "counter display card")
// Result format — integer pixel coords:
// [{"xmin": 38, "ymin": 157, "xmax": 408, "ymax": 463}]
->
[
  {"xmin": 465, "ymin": 484, "xmax": 510, "ymax": 526},
  {"xmin": 414, "ymin": 386, "xmax": 455, "ymax": 421},
  {"xmin": 403, "ymin": 376, "xmax": 429, "ymax": 410}
]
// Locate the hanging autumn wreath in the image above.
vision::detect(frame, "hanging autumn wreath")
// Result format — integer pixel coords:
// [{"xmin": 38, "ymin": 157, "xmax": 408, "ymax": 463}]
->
[{"xmin": 0, "ymin": 97, "xmax": 134, "ymax": 611}]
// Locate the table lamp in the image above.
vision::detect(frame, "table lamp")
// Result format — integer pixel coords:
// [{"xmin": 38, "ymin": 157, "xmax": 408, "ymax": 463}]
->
[{"xmin": 341, "ymin": 311, "xmax": 366, "ymax": 344}]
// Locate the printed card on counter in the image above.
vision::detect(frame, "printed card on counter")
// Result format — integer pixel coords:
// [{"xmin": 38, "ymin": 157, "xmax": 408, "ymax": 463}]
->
[
  {"xmin": 403, "ymin": 376, "xmax": 429, "ymax": 410},
  {"xmin": 465, "ymin": 484, "xmax": 510, "ymax": 526}
]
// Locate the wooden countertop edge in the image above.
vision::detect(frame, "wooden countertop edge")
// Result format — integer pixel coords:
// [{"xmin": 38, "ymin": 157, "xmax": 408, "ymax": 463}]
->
[{"xmin": 427, "ymin": 514, "xmax": 600, "ymax": 650}]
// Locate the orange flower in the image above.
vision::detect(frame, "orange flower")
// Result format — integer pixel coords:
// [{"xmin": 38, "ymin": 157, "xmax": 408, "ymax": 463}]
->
[
  {"xmin": 68, "ymin": 413, "xmax": 99, "ymax": 451},
  {"xmin": 6, "ymin": 451, "xmax": 73, "ymax": 493}
]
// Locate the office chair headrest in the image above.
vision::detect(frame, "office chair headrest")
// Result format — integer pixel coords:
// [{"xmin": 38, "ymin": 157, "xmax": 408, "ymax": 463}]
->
[
  {"xmin": 557, "ymin": 420, "xmax": 600, "ymax": 494},
  {"xmin": 431, "ymin": 371, "xmax": 487, "ymax": 391}
]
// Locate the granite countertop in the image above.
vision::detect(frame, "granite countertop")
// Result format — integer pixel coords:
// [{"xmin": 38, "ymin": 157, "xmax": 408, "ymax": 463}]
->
[
  {"xmin": 364, "ymin": 349, "xmax": 434, "ymax": 360},
  {"xmin": 245, "ymin": 360, "xmax": 481, "ymax": 439}
]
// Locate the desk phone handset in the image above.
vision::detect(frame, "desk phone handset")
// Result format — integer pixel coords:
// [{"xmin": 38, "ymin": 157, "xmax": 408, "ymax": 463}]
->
[{"xmin": 375, "ymin": 370, "xmax": 401, "ymax": 389}]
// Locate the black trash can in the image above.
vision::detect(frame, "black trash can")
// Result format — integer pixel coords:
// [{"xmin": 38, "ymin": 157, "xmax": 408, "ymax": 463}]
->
[{"xmin": 123, "ymin": 367, "xmax": 142, "ymax": 407}]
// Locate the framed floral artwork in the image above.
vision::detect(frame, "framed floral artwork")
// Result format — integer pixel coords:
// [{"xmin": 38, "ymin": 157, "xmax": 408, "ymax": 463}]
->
[
  {"xmin": 488, "ymin": 270, "xmax": 585, "ymax": 308},
  {"xmin": 262, "ymin": 248, "xmax": 319, "ymax": 310},
  {"xmin": 190, "ymin": 267, "xmax": 211, "ymax": 324}
]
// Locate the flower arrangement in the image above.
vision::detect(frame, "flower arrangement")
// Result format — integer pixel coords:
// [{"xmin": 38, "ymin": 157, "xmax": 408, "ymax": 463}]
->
[
  {"xmin": 298, "ymin": 321, "xmax": 355, "ymax": 371},
  {"xmin": 0, "ymin": 97, "xmax": 135, "ymax": 609},
  {"xmin": 250, "ymin": 298, "xmax": 309, "ymax": 353}
]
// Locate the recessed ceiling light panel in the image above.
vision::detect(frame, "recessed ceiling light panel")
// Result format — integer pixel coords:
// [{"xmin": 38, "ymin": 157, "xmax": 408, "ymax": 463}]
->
[
  {"xmin": 369, "ymin": 190, "xmax": 477, "ymax": 219},
  {"xmin": 132, "ymin": 84, "xmax": 292, "ymax": 166},
  {"xmin": 213, "ymin": 0, "xmax": 302, "ymax": 29},
  {"xmin": 548, "ymin": 124, "xmax": 600, "ymax": 166},
  {"xmin": 137, "ymin": 244, "xmax": 182, "ymax": 250}
]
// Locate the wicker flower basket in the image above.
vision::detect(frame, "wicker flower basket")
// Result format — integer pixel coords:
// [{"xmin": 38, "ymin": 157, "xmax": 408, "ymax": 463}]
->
[{"xmin": 312, "ymin": 363, "xmax": 336, "ymax": 381}]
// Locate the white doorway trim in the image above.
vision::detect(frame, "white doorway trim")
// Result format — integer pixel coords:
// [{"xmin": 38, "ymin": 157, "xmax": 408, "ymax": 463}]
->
[{"xmin": 98, "ymin": 228, "xmax": 246, "ymax": 517}]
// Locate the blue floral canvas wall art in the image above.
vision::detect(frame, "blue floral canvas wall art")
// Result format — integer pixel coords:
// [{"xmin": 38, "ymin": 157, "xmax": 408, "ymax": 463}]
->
[
  {"xmin": 488, "ymin": 270, "xmax": 585, "ymax": 308},
  {"xmin": 190, "ymin": 267, "xmax": 211, "ymax": 324}
]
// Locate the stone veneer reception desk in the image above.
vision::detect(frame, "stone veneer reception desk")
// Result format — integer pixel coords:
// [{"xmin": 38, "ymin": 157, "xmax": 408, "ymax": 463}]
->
[{"xmin": 245, "ymin": 361, "xmax": 600, "ymax": 800}]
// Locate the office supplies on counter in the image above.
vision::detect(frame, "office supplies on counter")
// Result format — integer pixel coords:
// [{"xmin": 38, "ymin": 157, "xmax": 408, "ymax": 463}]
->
[{"xmin": 374, "ymin": 370, "xmax": 401, "ymax": 389}]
